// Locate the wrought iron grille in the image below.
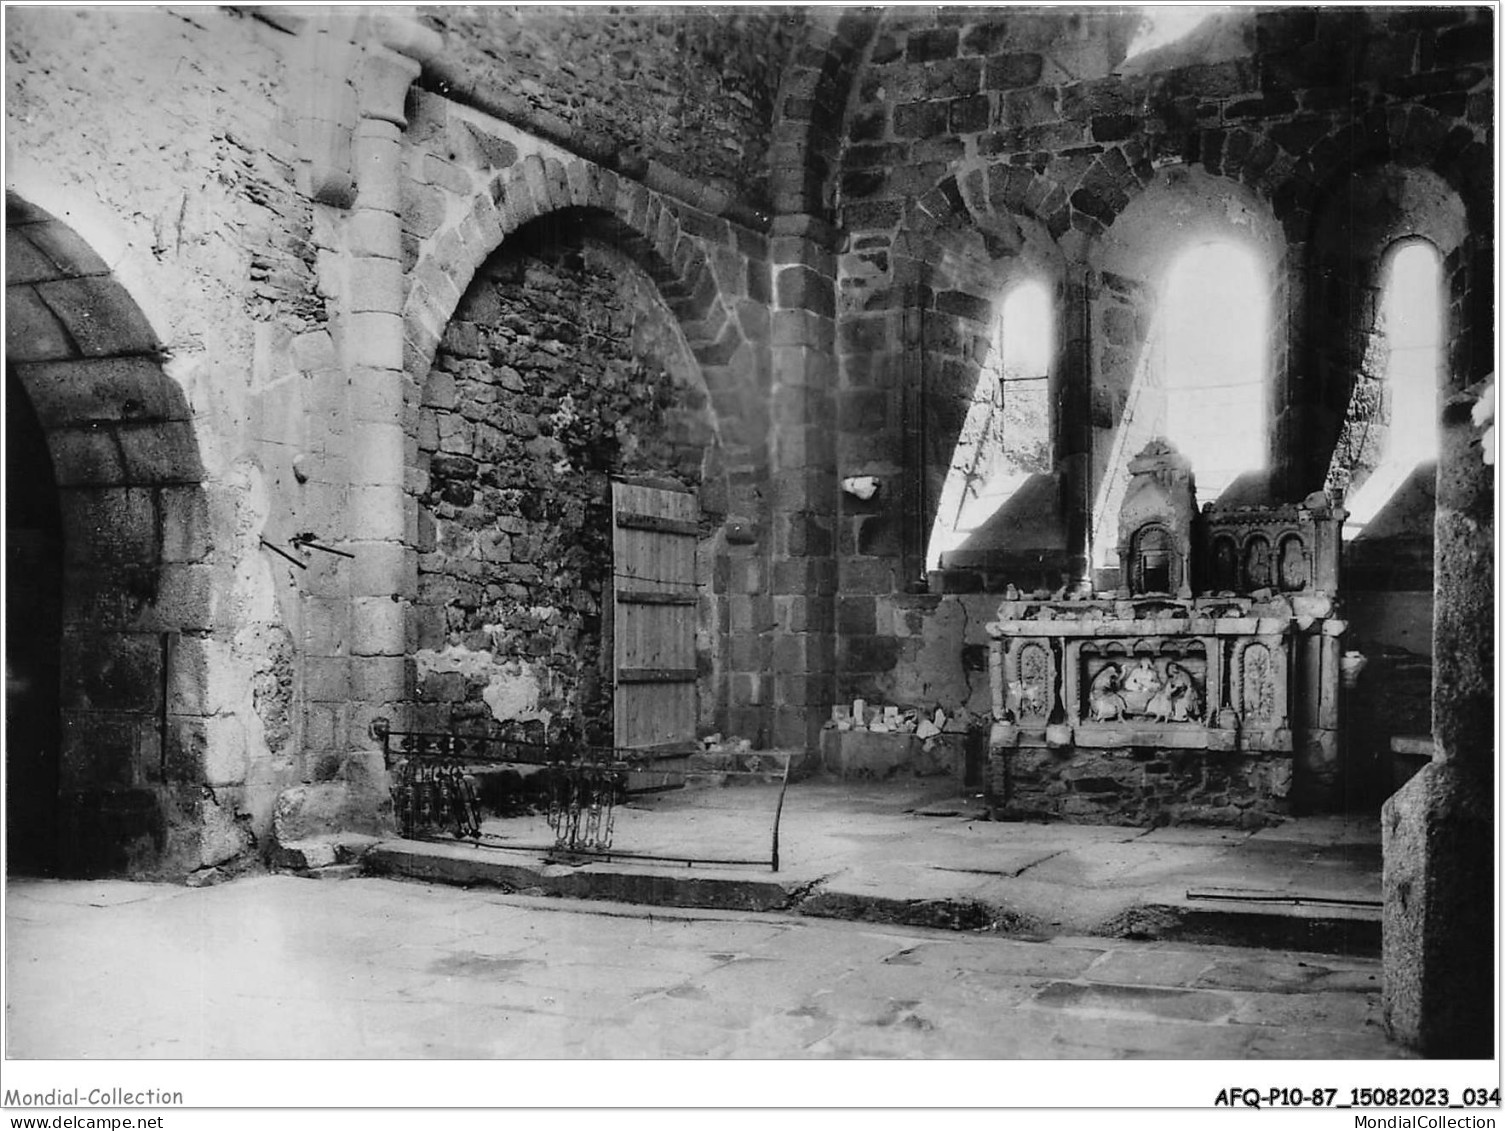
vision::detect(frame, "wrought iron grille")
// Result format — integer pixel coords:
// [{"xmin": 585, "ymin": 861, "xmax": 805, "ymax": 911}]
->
[
  {"xmin": 374, "ymin": 719, "xmax": 647, "ymax": 853},
  {"xmin": 372, "ymin": 719, "xmax": 794, "ymax": 871}
]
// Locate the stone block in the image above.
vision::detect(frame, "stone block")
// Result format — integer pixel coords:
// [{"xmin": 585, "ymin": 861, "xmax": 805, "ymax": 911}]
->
[
  {"xmin": 116, "ymin": 420, "xmax": 203, "ymax": 485},
  {"xmin": 202, "ymin": 715, "xmax": 249, "ymax": 786},
  {"xmin": 347, "ymin": 255, "xmax": 405, "ymax": 315},
  {"xmin": 842, "ymin": 557, "xmax": 897, "ymax": 595},
  {"xmin": 16, "ymin": 219, "xmax": 110, "ymax": 278},
  {"xmin": 772, "ymin": 631, "xmax": 835, "ymax": 676},
  {"xmin": 841, "ymin": 633, "xmax": 903, "ymax": 673},
  {"xmin": 949, "ymin": 93, "xmax": 991, "ymax": 134},
  {"xmin": 57, "ymin": 711, "xmax": 141, "ymax": 788},
  {"xmin": 837, "ymin": 595, "xmax": 878, "ymax": 635},
  {"xmin": 345, "ymin": 211, "xmax": 401, "ymax": 260},
  {"xmin": 273, "ymin": 779, "xmax": 396, "ymax": 842},
  {"xmin": 347, "ymin": 538, "xmax": 415, "ymax": 598},
  {"xmin": 775, "ymin": 264, "xmax": 836, "ymax": 319},
  {"xmin": 63, "ymin": 630, "xmax": 161, "ymax": 714},
  {"xmin": 893, "ymin": 99, "xmax": 950, "ymax": 138},
  {"xmin": 46, "ymin": 425, "xmax": 127, "ymax": 487},
  {"xmin": 769, "ymin": 707, "xmax": 823, "ymax": 751},
  {"xmin": 6, "ymin": 284, "xmax": 76, "ymax": 362},
  {"xmin": 985, "ymin": 52, "xmax": 1045, "ymax": 90},
  {"xmin": 33, "ymin": 276, "xmax": 158, "ymax": 357},
  {"xmin": 56, "ymin": 786, "xmax": 165, "ymax": 878},
  {"xmin": 305, "ymin": 656, "xmax": 353, "ymax": 703},
  {"xmin": 57, "ymin": 486, "xmax": 157, "ymax": 566},
  {"xmin": 906, "ymin": 26, "xmax": 959, "ymax": 62},
  {"xmin": 18, "ymin": 356, "xmax": 187, "ymax": 429},
  {"xmin": 351, "ymin": 654, "xmax": 409, "ymax": 703},
  {"xmin": 157, "ymin": 485, "xmax": 215, "ymax": 563},
  {"xmin": 349, "ymin": 596, "xmax": 405, "ymax": 657},
  {"xmin": 273, "ymin": 838, "xmax": 339, "ymax": 870},
  {"xmin": 349, "ymin": 422, "xmax": 405, "ymax": 487},
  {"xmin": 821, "ymin": 730, "xmax": 921, "ymax": 779},
  {"xmin": 1382, "ymin": 762, "xmax": 1494, "ymax": 1056},
  {"xmin": 344, "ymin": 312, "xmax": 405, "ymax": 369}
]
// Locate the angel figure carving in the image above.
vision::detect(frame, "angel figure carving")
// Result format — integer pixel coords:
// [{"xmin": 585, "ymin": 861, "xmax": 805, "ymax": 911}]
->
[
  {"xmin": 1146, "ymin": 661, "xmax": 1201, "ymax": 723},
  {"xmin": 1088, "ymin": 664, "xmax": 1127, "ymax": 721}
]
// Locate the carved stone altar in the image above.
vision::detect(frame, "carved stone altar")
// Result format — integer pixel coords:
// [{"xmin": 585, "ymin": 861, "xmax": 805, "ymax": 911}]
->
[{"xmin": 986, "ymin": 440, "xmax": 1347, "ymax": 827}]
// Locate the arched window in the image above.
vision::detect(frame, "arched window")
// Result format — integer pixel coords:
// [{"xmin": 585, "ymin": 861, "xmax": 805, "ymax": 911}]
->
[
  {"xmin": 1340, "ymin": 240, "xmax": 1442, "ymax": 538},
  {"xmin": 1092, "ymin": 238, "xmax": 1270, "ymax": 574},
  {"xmin": 1160, "ymin": 241, "xmax": 1269, "ymax": 499},
  {"xmin": 927, "ymin": 280, "xmax": 1053, "ymax": 571}
]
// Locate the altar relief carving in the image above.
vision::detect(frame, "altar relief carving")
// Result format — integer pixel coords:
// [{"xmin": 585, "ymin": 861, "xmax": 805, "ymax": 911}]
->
[{"xmin": 986, "ymin": 439, "xmax": 1345, "ymax": 789}]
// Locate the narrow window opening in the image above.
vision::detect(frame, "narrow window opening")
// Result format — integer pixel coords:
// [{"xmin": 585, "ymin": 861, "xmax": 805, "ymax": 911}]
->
[
  {"xmin": 1092, "ymin": 239, "xmax": 1268, "ymax": 575},
  {"xmin": 927, "ymin": 280, "xmax": 1052, "ymax": 572},
  {"xmin": 1340, "ymin": 241, "xmax": 1442, "ymax": 539},
  {"xmin": 1160, "ymin": 241, "xmax": 1269, "ymax": 501},
  {"xmin": 1123, "ymin": 7, "xmax": 1217, "ymax": 61}
]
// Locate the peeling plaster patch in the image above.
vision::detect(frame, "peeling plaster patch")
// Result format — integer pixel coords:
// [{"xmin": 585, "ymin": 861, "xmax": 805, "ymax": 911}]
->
[
  {"xmin": 482, "ymin": 663, "xmax": 547, "ymax": 725},
  {"xmin": 414, "ymin": 643, "xmax": 498, "ymax": 681},
  {"xmin": 413, "ymin": 645, "xmax": 553, "ymax": 727}
]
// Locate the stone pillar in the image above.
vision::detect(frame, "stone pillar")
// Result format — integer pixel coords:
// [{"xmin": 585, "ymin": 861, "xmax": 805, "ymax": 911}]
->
[
  {"xmin": 280, "ymin": 11, "xmax": 440, "ymax": 834},
  {"xmin": 767, "ymin": 213, "xmax": 839, "ymax": 749},
  {"xmin": 1060, "ymin": 269, "xmax": 1093, "ymax": 587},
  {"xmin": 337, "ymin": 37, "xmax": 426, "ymax": 762},
  {"xmin": 1381, "ymin": 315, "xmax": 1494, "ymax": 1053}
]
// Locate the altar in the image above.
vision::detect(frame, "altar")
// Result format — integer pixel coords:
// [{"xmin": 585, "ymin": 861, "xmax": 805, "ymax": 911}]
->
[{"xmin": 985, "ymin": 441, "xmax": 1347, "ymax": 827}]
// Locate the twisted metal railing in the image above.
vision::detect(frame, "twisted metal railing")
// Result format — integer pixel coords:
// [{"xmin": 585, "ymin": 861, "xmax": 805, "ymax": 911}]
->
[
  {"xmin": 374, "ymin": 719, "xmax": 640, "ymax": 852},
  {"xmin": 372, "ymin": 719, "xmax": 793, "ymax": 870}
]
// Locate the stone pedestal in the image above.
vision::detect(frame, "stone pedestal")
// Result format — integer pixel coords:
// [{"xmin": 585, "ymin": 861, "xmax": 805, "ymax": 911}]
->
[
  {"xmin": 820, "ymin": 730, "xmax": 959, "ymax": 779},
  {"xmin": 1381, "ymin": 760, "xmax": 1494, "ymax": 1057}
]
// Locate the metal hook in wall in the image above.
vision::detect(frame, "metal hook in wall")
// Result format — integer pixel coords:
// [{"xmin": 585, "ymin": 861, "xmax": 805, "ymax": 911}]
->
[
  {"xmin": 259, "ymin": 537, "xmax": 308, "ymax": 569},
  {"xmin": 290, "ymin": 532, "xmax": 356, "ymax": 559}
]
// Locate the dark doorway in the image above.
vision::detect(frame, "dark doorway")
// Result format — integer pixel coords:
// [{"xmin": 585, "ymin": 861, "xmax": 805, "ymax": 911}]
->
[{"xmin": 6, "ymin": 366, "xmax": 63, "ymax": 874}]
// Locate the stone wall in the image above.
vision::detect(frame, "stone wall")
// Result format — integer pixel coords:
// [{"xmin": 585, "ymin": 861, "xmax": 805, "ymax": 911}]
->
[
  {"xmin": 3, "ymin": 6, "xmax": 1493, "ymax": 875},
  {"xmin": 396, "ymin": 86, "xmax": 785, "ymax": 751},
  {"xmin": 989, "ymin": 746, "xmax": 1293, "ymax": 828},
  {"xmin": 827, "ymin": 5, "xmax": 1492, "ymax": 739},
  {"xmin": 412, "ymin": 222, "xmax": 720, "ymax": 745},
  {"xmin": 5, "ymin": 8, "xmax": 323, "ymax": 876},
  {"xmin": 423, "ymin": 6, "xmax": 800, "ymax": 214}
]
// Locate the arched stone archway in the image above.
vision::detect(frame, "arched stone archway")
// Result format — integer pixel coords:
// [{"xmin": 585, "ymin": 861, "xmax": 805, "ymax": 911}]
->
[
  {"xmin": 5, "ymin": 193, "xmax": 221, "ymax": 876},
  {"xmin": 410, "ymin": 207, "xmax": 732, "ymax": 745},
  {"xmin": 400, "ymin": 152, "xmax": 784, "ymax": 743},
  {"xmin": 404, "ymin": 155, "xmax": 764, "ymax": 471}
]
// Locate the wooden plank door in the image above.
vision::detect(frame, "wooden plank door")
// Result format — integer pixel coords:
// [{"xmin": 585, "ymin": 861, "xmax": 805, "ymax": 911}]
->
[{"xmin": 611, "ymin": 481, "xmax": 699, "ymax": 755}]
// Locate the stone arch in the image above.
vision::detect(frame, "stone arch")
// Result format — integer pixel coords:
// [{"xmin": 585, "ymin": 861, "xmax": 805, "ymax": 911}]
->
[
  {"xmin": 767, "ymin": 8, "xmax": 879, "ymax": 221},
  {"xmin": 403, "ymin": 153, "xmax": 762, "ymax": 467},
  {"xmin": 1294, "ymin": 149, "xmax": 1483, "ymax": 499},
  {"xmin": 1304, "ymin": 163, "xmax": 1469, "ymax": 499},
  {"xmin": 1086, "ymin": 169, "xmax": 1287, "ymax": 565},
  {"xmin": 1287, "ymin": 105, "xmax": 1492, "ymax": 238},
  {"xmin": 5, "ymin": 192, "xmax": 215, "ymax": 877},
  {"xmin": 857, "ymin": 170, "xmax": 1069, "ymax": 581},
  {"xmin": 406, "ymin": 163, "xmax": 750, "ymax": 745}
]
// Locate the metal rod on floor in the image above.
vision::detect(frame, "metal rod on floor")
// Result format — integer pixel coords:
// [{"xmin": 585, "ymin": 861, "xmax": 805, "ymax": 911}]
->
[
  {"xmin": 770, "ymin": 751, "xmax": 793, "ymax": 873},
  {"xmin": 1186, "ymin": 889, "xmax": 1382, "ymax": 909},
  {"xmin": 414, "ymin": 835, "xmax": 772, "ymax": 869}
]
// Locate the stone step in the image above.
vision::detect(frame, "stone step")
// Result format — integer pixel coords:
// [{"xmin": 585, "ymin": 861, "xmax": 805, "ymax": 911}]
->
[
  {"xmin": 272, "ymin": 833, "xmax": 382, "ymax": 874},
  {"xmin": 364, "ymin": 838, "xmax": 809, "ymax": 913},
  {"xmin": 363, "ymin": 837, "xmax": 1380, "ymax": 956}
]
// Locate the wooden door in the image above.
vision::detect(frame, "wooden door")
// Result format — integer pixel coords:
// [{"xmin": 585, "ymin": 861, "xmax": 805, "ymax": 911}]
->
[{"xmin": 611, "ymin": 481, "xmax": 699, "ymax": 756}]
